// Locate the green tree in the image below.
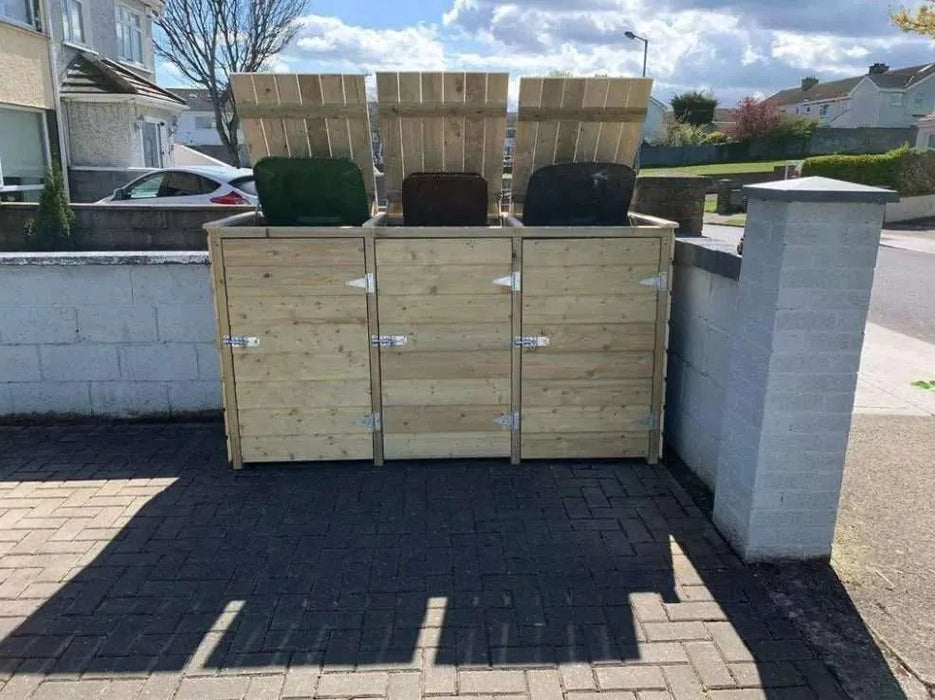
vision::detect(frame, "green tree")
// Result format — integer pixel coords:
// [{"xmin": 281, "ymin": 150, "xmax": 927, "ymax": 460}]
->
[
  {"xmin": 24, "ymin": 165, "xmax": 77, "ymax": 251},
  {"xmin": 892, "ymin": 1, "xmax": 935, "ymax": 35},
  {"xmin": 670, "ymin": 90, "xmax": 718, "ymax": 126}
]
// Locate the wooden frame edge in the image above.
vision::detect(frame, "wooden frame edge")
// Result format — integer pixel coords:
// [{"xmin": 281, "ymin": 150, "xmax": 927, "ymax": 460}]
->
[
  {"xmin": 364, "ymin": 233, "xmax": 385, "ymax": 466},
  {"xmin": 648, "ymin": 226, "xmax": 676, "ymax": 464}
]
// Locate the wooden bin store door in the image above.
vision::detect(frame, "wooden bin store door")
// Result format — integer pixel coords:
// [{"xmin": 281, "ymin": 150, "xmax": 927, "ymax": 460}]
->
[
  {"xmin": 376, "ymin": 239, "xmax": 513, "ymax": 459},
  {"xmin": 223, "ymin": 239, "xmax": 374, "ymax": 462},
  {"xmin": 520, "ymin": 238, "xmax": 662, "ymax": 459}
]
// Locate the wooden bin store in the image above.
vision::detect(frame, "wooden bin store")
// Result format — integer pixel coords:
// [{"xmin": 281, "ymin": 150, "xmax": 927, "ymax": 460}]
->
[{"xmin": 207, "ymin": 72, "xmax": 675, "ymax": 469}]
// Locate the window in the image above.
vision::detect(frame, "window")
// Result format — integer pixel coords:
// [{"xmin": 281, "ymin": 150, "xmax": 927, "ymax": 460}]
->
[
  {"xmin": 890, "ymin": 93, "xmax": 904, "ymax": 108},
  {"xmin": 0, "ymin": 106, "xmax": 48, "ymax": 203},
  {"xmin": 194, "ymin": 115, "xmax": 215, "ymax": 129},
  {"xmin": 141, "ymin": 121, "xmax": 163, "ymax": 167},
  {"xmin": 115, "ymin": 5, "xmax": 142, "ymax": 64},
  {"xmin": 0, "ymin": 0, "xmax": 33, "ymax": 26},
  {"xmin": 62, "ymin": 0, "xmax": 85, "ymax": 43},
  {"xmin": 928, "ymin": 134, "xmax": 935, "ymax": 150},
  {"xmin": 122, "ymin": 172, "xmax": 165, "ymax": 199},
  {"xmin": 819, "ymin": 104, "xmax": 829, "ymax": 117},
  {"xmin": 160, "ymin": 171, "xmax": 218, "ymax": 196},
  {"xmin": 230, "ymin": 176, "xmax": 256, "ymax": 195}
]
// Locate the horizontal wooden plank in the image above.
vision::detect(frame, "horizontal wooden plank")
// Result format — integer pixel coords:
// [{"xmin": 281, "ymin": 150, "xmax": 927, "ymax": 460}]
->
[
  {"xmin": 223, "ymin": 239, "xmax": 365, "ymax": 266},
  {"xmin": 521, "ymin": 432, "xmax": 648, "ymax": 459},
  {"xmin": 241, "ymin": 434, "xmax": 373, "ymax": 462},
  {"xmin": 379, "ymin": 295, "xmax": 511, "ymax": 323},
  {"xmin": 523, "ymin": 238, "xmax": 660, "ymax": 266},
  {"xmin": 226, "ymin": 322, "xmax": 369, "ymax": 354},
  {"xmin": 383, "ymin": 378, "xmax": 510, "ymax": 406},
  {"xmin": 521, "ymin": 351, "xmax": 655, "ymax": 380},
  {"xmin": 376, "ymin": 239, "xmax": 511, "ymax": 265},
  {"xmin": 384, "ymin": 432, "xmax": 511, "ymax": 459},
  {"xmin": 384, "ymin": 405, "xmax": 510, "ymax": 433},
  {"xmin": 517, "ymin": 106, "xmax": 647, "ymax": 123},
  {"xmin": 237, "ymin": 103, "xmax": 369, "ymax": 120},
  {"xmin": 381, "ymin": 350, "xmax": 510, "ymax": 379},
  {"xmin": 521, "ymin": 378, "xmax": 653, "ymax": 407},
  {"xmin": 236, "ymin": 380, "xmax": 371, "ymax": 409},
  {"xmin": 240, "ymin": 407, "xmax": 373, "ymax": 436},
  {"xmin": 229, "ymin": 296, "xmax": 368, "ymax": 324},
  {"xmin": 376, "ymin": 323, "xmax": 510, "ymax": 351},
  {"xmin": 522, "ymin": 295, "xmax": 658, "ymax": 324},
  {"xmin": 518, "ymin": 323, "xmax": 656, "ymax": 352},
  {"xmin": 522, "ymin": 406, "xmax": 650, "ymax": 433},
  {"xmin": 233, "ymin": 352, "xmax": 370, "ymax": 381},
  {"xmin": 376, "ymin": 264, "xmax": 513, "ymax": 295},
  {"xmin": 378, "ymin": 102, "xmax": 508, "ymax": 118},
  {"xmin": 523, "ymin": 265, "xmax": 661, "ymax": 296},
  {"xmin": 225, "ymin": 266, "xmax": 366, "ymax": 296}
]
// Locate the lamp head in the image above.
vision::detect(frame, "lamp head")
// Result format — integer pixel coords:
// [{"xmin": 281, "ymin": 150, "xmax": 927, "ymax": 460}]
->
[{"xmin": 625, "ymin": 30, "xmax": 636, "ymax": 39}]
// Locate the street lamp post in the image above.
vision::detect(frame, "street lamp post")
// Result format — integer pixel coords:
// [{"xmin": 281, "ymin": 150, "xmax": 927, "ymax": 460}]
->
[{"xmin": 625, "ymin": 31, "xmax": 648, "ymax": 77}]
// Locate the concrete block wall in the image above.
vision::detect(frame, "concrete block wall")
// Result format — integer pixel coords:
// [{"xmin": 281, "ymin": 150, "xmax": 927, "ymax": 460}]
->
[{"xmin": 0, "ymin": 252, "xmax": 222, "ymax": 417}]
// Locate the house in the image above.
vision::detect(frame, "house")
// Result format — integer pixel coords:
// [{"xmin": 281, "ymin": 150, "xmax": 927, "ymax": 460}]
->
[
  {"xmin": 0, "ymin": 0, "xmax": 186, "ymax": 202},
  {"xmin": 171, "ymin": 87, "xmax": 246, "ymax": 165},
  {"xmin": 768, "ymin": 63, "xmax": 935, "ymax": 128},
  {"xmin": 642, "ymin": 96, "xmax": 666, "ymax": 142}
]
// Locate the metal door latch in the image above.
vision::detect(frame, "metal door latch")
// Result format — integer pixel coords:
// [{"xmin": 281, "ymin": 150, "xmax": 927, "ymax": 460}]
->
[
  {"xmin": 514, "ymin": 336, "xmax": 550, "ymax": 348},
  {"xmin": 222, "ymin": 336, "xmax": 260, "ymax": 348},
  {"xmin": 370, "ymin": 335, "xmax": 408, "ymax": 348},
  {"xmin": 494, "ymin": 412, "xmax": 520, "ymax": 430},
  {"xmin": 639, "ymin": 272, "xmax": 668, "ymax": 291}
]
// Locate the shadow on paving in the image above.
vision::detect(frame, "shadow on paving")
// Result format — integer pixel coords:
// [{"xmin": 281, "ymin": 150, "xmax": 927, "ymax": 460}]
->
[{"xmin": 0, "ymin": 424, "xmax": 905, "ymax": 697}]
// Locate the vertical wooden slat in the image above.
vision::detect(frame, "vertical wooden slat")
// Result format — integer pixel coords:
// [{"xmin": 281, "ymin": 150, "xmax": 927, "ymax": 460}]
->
[
  {"xmin": 443, "ymin": 72, "xmax": 465, "ymax": 171},
  {"xmin": 574, "ymin": 78, "xmax": 609, "ymax": 162},
  {"xmin": 364, "ymin": 233, "xmax": 385, "ymax": 466},
  {"xmin": 531, "ymin": 78, "xmax": 565, "ymax": 174},
  {"xmin": 274, "ymin": 73, "xmax": 310, "ymax": 157},
  {"xmin": 344, "ymin": 75, "xmax": 376, "ymax": 209},
  {"xmin": 510, "ymin": 234, "xmax": 522, "ymax": 465},
  {"xmin": 398, "ymin": 73, "xmax": 424, "ymax": 179},
  {"xmin": 648, "ymin": 227, "xmax": 675, "ymax": 464},
  {"xmin": 251, "ymin": 73, "xmax": 288, "ymax": 156},
  {"xmin": 463, "ymin": 73, "xmax": 487, "ymax": 175},
  {"xmin": 377, "ymin": 72, "xmax": 403, "ymax": 212},
  {"xmin": 298, "ymin": 75, "xmax": 330, "ymax": 156},
  {"xmin": 594, "ymin": 80, "xmax": 630, "ymax": 162},
  {"xmin": 483, "ymin": 73, "xmax": 509, "ymax": 217},
  {"xmin": 554, "ymin": 78, "xmax": 585, "ymax": 163},
  {"xmin": 421, "ymin": 73, "xmax": 444, "ymax": 171},
  {"xmin": 230, "ymin": 74, "xmax": 268, "ymax": 164},
  {"xmin": 616, "ymin": 78, "xmax": 653, "ymax": 167},
  {"xmin": 510, "ymin": 77, "xmax": 542, "ymax": 215},
  {"xmin": 320, "ymin": 74, "xmax": 351, "ymax": 159}
]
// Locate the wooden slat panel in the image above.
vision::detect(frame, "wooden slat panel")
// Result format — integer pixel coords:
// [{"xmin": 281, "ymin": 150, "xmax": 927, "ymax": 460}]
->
[
  {"xmin": 274, "ymin": 73, "xmax": 310, "ymax": 157},
  {"xmin": 463, "ymin": 73, "xmax": 487, "ymax": 175},
  {"xmin": 240, "ymin": 407, "xmax": 371, "ymax": 436},
  {"xmin": 237, "ymin": 380, "xmax": 371, "ymax": 409},
  {"xmin": 522, "ymin": 352, "xmax": 655, "ymax": 380},
  {"xmin": 381, "ymin": 350, "xmax": 510, "ymax": 379},
  {"xmin": 594, "ymin": 79, "xmax": 629, "ymax": 163},
  {"xmin": 377, "ymin": 72, "xmax": 403, "ymax": 208},
  {"xmin": 298, "ymin": 74, "xmax": 330, "ymax": 156},
  {"xmin": 422, "ymin": 73, "xmax": 444, "ymax": 171},
  {"xmin": 523, "ymin": 406, "xmax": 650, "ymax": 433},
  {"xmin": 383, "ymin": 378, "xmax": 510, "ymax": 406},
  {"xmin": 251, "ymin": 73, "xmax": 288, "ymax": 157},
  {"xmin": 443, "ymin": 72, "xmax": 465, "ymax": 171},
  {"xmin": 376, "ymin": 264, "xmax": 512, "ymax": 295},
  {"xmin": 575, "ymin": 78, "xmax": 609, "ymax": 162},
  {"xmin": 523, "ymin": 238, "xmax": 660, "ymax": 266},
  {"xmin": 523, "ymin": 295, "xmax": 658, "ymax": 325},
  {"xmin": 522, "ymin": 264, "xmax": 662, "ymax": 295},
  {"xmin": 235, "ymin": 352, "xmax": 370, "ymax": 381},
  {"xmin": 381, "ymin": 295, "xmax": 511, "ymax": 323},
  {"xmin": 226, "ymin": 323, "xmax": 369, "ymax": 354},
  {"xmin": 384, "ymin": 405, "xmax": 509, "ymax": 433},
  {"xmin": 376, "ymin": 323, "xmax": 511, "ymax": 351},
  {"xmin": 484, "ymin": 73, "xmax": 509, "ymax": 214},
  {"xmin": 376, "ymin": 239, "xmax": 510, "ymax": 265},
  {"xmin": 225, "ymin": 266, "xmax": 367, "ymax": 296},
  {"xmin": 521, "ymin": 323, "xmax": 656, "ymax": 352},
  {"xmin": 617, "ymin": 79, "xmax": 653, "ymax": 166},
  {"xmin": 384, "ymin": 433, "xmax": 510, "ymax": 459},
  {"xmin": 521, "ymin": 379, "xmax": 652, "ymax": 406},
  {"xmin": 208, "ymin": 232, "xmax": 242, "ymax": 468},
  {"xmin": 531, "ymin": 78, "xmax": 564, "ymax": 175},
  {"xmin": 223, "ymin": 239, "xmax": 365, "ymax": 267},
  {"xmin": 398, "ymin": 72, "xmax": 424, "ymax": 178},
  {"xmin": 510, "ymin": 77, "xmax": 541, "ymax": 210},
  {"xmin": 242, "ymin": 434, "xmax": 372, "ymax": 462},
  {"xmin": 320, "ymin": 74, "xmax": 351, "ymax": 160},
  {"xmin": 522, "ymin": 433, "xmax": 647, "ymax": 459},
  {"xmin": 554, "ymin": 78, "xmax": 586, "ymax": 162},
  {"xmin": 230, "ymin": 74, "xmax": 267, "ymax": 163},
  {"xmin": 229, "ymin": 297, "xmax": 368, "ymax": 324},
  {"xmin": 343, "ymin": 74, "xmax": 375, "ymax": 206}
]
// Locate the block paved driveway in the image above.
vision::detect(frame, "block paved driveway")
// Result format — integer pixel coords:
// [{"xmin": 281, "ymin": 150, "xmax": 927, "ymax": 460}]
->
[{"xmin": 0, "ymin": 424, "xmax": 844, "ymax": 699}]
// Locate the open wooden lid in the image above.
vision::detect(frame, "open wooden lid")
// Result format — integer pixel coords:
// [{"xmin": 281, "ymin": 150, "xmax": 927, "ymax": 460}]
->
[
  {"xmin": 376, "ymin": 72, "xmax": 509, "ymax": 217},
  {"xmin": 230, "ymin": 73, "xmax": 377, "ymax": 207},
  {"xmin": 510, "ymin": 77, "xmax": 653, "ymax": 215}
]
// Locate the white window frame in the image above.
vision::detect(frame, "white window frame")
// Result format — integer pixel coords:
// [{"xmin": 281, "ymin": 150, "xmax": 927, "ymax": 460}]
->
[
  {"xmin": 115, "ymin": 3, "xmax": 143, "ymax": 65},
  {"xmin": 819, "ymin": 104, "xmax": 829, "ymax": 117},
  {"xmin": 0, "ymin": 104, "xmax": 51, "ymax": 199},
  {"xmin": 889, "ymin": 93, "xmax": 904, "ymax": 108},
  {"xmin": 0, "ymin": 0, "xmax": 36, "ymax": 29},
  {"xmin": 194, "ymin": 115, "xmax": 215, "ymax": 130},
  {"xmin": 139, "ymin": 117, "xmax": 165, "ymax": 168},
  {"xmin": 62, "ymin": 0, "xmax": 87, "ymax": 45},
  {"xmin": 927, "ymin": 133, "xmax": 935, "ymax": 150}
]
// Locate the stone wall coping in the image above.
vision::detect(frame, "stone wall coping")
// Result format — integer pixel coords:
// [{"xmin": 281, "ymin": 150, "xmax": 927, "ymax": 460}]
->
[
  {"xmin": 745, "ymin": 176, "xmax": 900, "ymax": 204},
  {"xmin": 674, "ymin": 236, "xmax": 741, "ymax": 280},
  {"xmin": 0, "ymin": 251, "xmax": 209, "ymax": 266}
]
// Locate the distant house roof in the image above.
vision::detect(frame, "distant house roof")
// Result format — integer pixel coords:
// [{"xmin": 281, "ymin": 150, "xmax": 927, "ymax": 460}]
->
[
  {"xmin": 768, "ymin": 63, "xmax": 935, "ymax": 106},
  {"xmin": 170, "ymin": 88, "xmax": 214, "ymax": 111},
  {"xmin": 60, "ymin": 52, "xmax": 186, "ymax": 106}
]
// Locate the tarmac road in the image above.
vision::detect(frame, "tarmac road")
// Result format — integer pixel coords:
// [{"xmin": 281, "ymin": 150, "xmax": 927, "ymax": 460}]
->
[{"xmin": 869, "ymin": 245, "xmax": 935, "ymax": 344}]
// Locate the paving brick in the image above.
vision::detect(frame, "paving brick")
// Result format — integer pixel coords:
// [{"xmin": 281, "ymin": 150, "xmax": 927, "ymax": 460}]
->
[
  {"xmin": 642, "ymin": 622, "xmax": 707, "ymax": 642},
  {"xmin": 423, "ymin": 664, "xmax": 455, "ymax": 695},
  {"xmin": 729, "ymin": 662, "xmax": 803, "ymax": 688},
  {"xmin": 706, "ymin": 622, "xmax": 754, "ymax": 663},
  {"xmin": 245, "ymin": 675, "xmax": 284, "ymax": 700},
  {"xmin": 629, "ymin": 593, "xmax": 668, "ymax": 623},
  {"xmin": 595, "ymin": 666, "xmax": 666, "ymax": 690},
  {"xmin": 30, "ymin": 680, "xmax": 109, "ymax": 700},
  {"xmin": 175, "ymin": 676, "xmax": 250, "ymax": 700},
  {"xmin": 684, "ymin": 641, "xmax": 735, "ymax": 689},
  {"xmin": 280, "ymin": 665, "xmax": 318, "ymax": 699},
  {"xmin": 136, "ymin": 673, "xmax": 183, "ymax": 700},
  {"xmin": 665, "ymin": 603, "xmax": 726, "ymax": 622},
  {"xmin": 559, "ymin": 663, "xmax": 595, "ymax": 691},
  {"xmin": 566, "ymin": 693, "xmax": 636, "ymax": 700},
  {"xmin": 387, "ymin": 672, "xmax": 421, "ymax": 699},
  {"xmin": 526, "ymin": 669, "xmax": 562, "ymax": 700},
  {"xmin": 662, "ymin": 664, "xmax": 704, "ymax": 699},
  {"xmin": 315, "ymin": 671, "xmax": 388, "ymax": 697},
  {"xmin": 634, "ymin": 642, "xmax": 688, "ymax": 664},
  {"xmin": 458, "ymin": 670, "xmax": 527, "ymax": 694}
]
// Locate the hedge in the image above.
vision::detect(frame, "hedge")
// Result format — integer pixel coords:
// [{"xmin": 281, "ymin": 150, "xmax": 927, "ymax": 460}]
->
[{"xmin": 802, "ymin": 145, "xmax": 935, "ymax": 196}]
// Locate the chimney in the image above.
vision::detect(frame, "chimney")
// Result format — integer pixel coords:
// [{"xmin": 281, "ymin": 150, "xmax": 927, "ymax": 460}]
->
[
  {"xmin": 801, "ymin": 77, "xmax": 819, "ymax": 91},
  {"xmin": 869, "ymin": 63, "xmax": 890, "ymax": 75}
]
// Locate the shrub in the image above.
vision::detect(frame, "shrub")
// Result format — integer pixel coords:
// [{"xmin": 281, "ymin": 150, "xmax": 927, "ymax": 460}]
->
[
  {"xmin": 801, "ymin": 145, "xmax": 935, "ymax": 196},
  {"xmin": 729, "ymin": 97, "xmax": 782, "ymax": 142},
  {"xmin": 764, "ymin": 115, "xmax": 819, "ymax": 144},
  {"xmin": 24, "ymin": 165, "xmax": 77, "ymax": 251},
  {"xmin": 670, "ymin": 90, "xmax": 718, "ymax": 126},
  {"xmin": 703, "ymin": 130, "xmax": 729, "ymax": 144},
  {"xmin": 653, "ymin": 121, "xmax": 710, "ymax": 146}
]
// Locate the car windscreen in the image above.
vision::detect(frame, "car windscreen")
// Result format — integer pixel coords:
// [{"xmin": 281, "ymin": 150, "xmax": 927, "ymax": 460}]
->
[{"xmin": 230, "ymin": 176, "xmax": 257, "ymax": 196}]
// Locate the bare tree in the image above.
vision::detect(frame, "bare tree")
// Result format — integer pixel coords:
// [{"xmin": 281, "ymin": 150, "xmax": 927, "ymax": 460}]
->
[{"xmin": 155, "ymin": 0, "xmax": 306, "ymax": 166}]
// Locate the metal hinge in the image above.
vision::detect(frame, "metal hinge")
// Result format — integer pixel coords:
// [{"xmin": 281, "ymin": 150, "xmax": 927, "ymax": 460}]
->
[
  {"xmin": 494, "ymin": 412, "xmax": 520, "ymax": 430},
  {"xmin": 514, "ymin": 335, "xmax": 550, "ymax": 348},
  {"xmin": 356, "ymin": 412, "xmax": 381, "ymax": 430},
  {"xmin": 371, "ymin": 334, "xmax": 408, "ymax": 348},
  {"xmin": 346, "ymin": 273, "xmax": 376, "ymax": 293},
  {"xmin": 222, "ymin": 336, "xmax": 260, "ymax": 348},
  {"xmin": 493, "ymin": 271, "xmax": 521, "ymax": 291},
  {"xmin": 639, "ymin": 272, "xmax": 668, "ymax": 291}
]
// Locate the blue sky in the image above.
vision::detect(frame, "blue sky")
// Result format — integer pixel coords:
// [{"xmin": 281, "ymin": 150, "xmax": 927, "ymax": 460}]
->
[{"xmin": 157, "ymin": 0, "xmax": 935, "ymax": 108}]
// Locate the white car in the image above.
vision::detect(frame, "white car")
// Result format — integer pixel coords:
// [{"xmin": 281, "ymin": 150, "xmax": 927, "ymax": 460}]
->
[{"xmin": 97, "ymin": 166, "xmax": 257, "ymax": 206}]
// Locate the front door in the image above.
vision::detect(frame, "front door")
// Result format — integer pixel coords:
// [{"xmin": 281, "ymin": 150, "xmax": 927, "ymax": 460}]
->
[{"xmin": 141, "ymin": 121, "xmax": 163, "ymax": 168}]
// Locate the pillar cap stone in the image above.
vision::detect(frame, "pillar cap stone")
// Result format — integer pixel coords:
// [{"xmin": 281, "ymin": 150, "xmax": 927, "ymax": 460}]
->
[{"xmin": 744, "ymin": 176, "xmax": 900, "ymax": 204}]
